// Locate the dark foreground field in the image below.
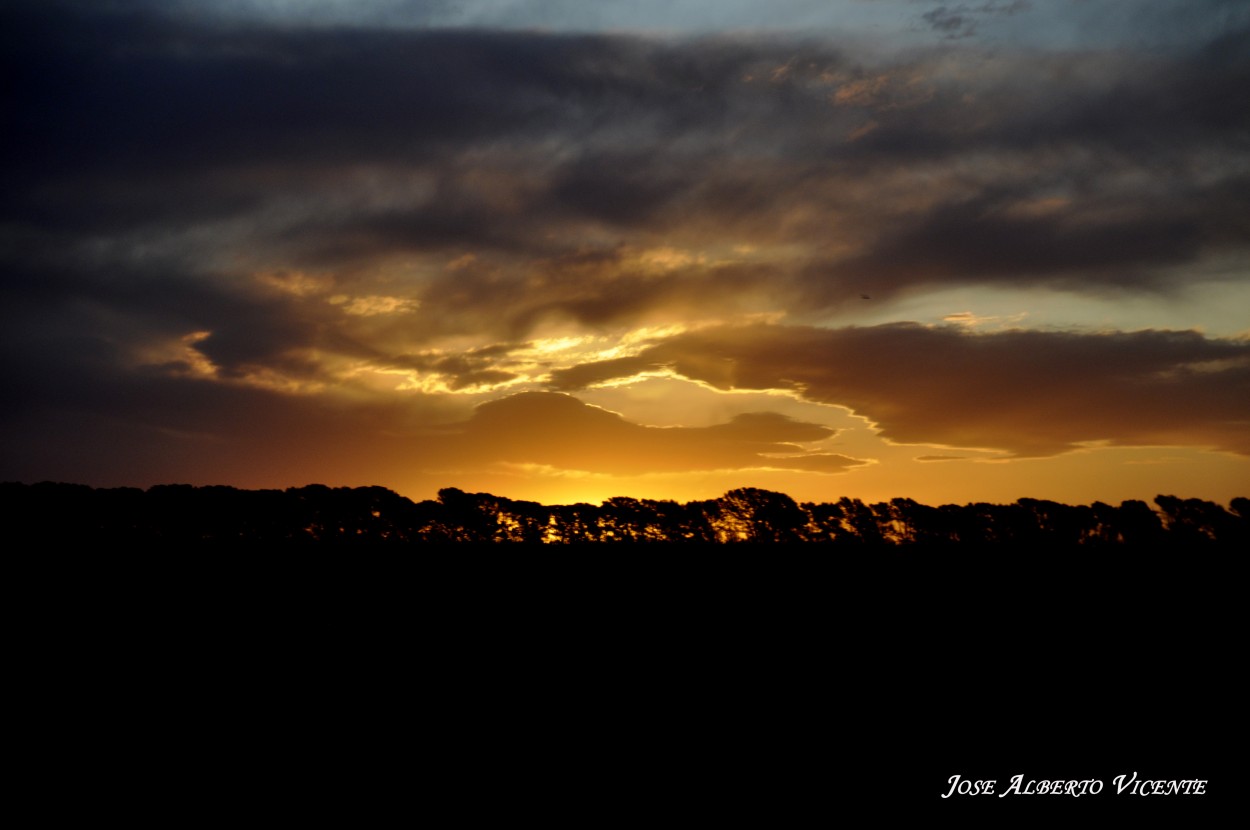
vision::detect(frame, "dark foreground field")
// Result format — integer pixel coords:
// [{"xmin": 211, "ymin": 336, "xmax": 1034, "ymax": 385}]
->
[{"xmin": 6, "ymin": 481, "xmax": 1236, "ymax": 824}]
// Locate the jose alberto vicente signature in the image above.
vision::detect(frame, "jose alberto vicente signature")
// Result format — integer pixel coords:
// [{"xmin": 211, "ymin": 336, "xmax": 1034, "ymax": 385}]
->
[{"xmin": 941, "ymin": 772, "xmax": 1208, "ymax": 798}]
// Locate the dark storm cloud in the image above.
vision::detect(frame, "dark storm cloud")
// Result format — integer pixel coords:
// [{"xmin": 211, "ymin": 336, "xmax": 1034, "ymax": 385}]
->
[
  {"xmin": 810, "ymin": 192, "xmax": 1206, "ymax": 298},
  {"xmin": 5, "ymin": 2, "xmax": 1247, "ymax": 292},
  {"xmin": 3, "ymin": 13, "xmax": 574, "ymax": 181},
  {"xmin": 4, "ymin": 3, "xmax": 832, "ymax": 272},
  {"xmin": 549, "ymin": 324, "xmax": 1250, "ymax": 457}
]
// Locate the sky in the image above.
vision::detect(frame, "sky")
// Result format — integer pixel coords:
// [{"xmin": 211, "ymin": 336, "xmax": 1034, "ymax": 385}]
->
[{"xmin": 2, "ymin": 0, "xmax": 1248, "ymax": 507}]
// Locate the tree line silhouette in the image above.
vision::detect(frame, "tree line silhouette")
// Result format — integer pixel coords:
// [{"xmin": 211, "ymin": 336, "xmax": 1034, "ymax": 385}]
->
[{"xmin": 3, "ymin": 482, "xmax": 1245, "ymax": 547}]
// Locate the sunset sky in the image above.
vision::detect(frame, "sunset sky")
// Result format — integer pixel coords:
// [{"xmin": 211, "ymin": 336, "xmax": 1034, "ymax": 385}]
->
[{"xmin": 3, "ymin": 0, "xmax": 1248, "ymax": 507}]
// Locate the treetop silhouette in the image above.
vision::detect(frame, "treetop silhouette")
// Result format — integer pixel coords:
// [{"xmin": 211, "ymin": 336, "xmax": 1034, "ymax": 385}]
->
[{"xmin": 2, "ymin": 482, "xmax": 1245, "ymax": 547}]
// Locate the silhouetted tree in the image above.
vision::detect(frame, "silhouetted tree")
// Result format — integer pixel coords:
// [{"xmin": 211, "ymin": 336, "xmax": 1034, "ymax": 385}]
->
[
  {"xmin": 1155, "ymin": 495, "xmax": 1238, "ymax": 546},
  {"xmin": 498, "ymin": 498, "xmax": 550, "ymax": 543},
  {"xmin": 884, "ymin": 497, "xmax": 953, "ymax": 546},
  {"xmin": 1229, "ymin": 497, "xmax": 1250, "ymax": 548},
  {"xmin": 598, "ymin": 497, "xmax": 661, "ymax": 542},
  {"xmin": 437, "ymin": 488, "xmax": 502, "ymax": 542},
  {"xmin": 1014, "ymin": 498, "xmax": 1097, "ymax": 548},
  {"xmin": 1115, "ymin": 499, "xmax": 1167, "ymax": 547},
  {"xmin": 3, "ymin": 480, "xmax": 1244, "ymax": 547},
  {"xmin": 640, "ymin": 499, "xmax": 707, "ymax": 542},
  {"xmin": 710, "ymin": 488, "xmax": 806, "ymax": 543},
  {"xmin": 549, "ymin": 502, "xmax": 603, "ymax": 543},
  {"xmin": 800, "ymin": 501, "xmax": 841, "ymax": 544},
  {"xmin": 798, "ymin": 497, "xmax": 886, "ymax": 546}
]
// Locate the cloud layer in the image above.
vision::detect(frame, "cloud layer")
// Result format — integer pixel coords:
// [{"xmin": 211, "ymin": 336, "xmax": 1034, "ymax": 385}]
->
[
  {"xmin": 550, "ymin": 324, "xmax": 1250, "ymax": 457},
  {"xmin": 2, "ymin": 1, "xmax": 1247, "ymax": 497}
]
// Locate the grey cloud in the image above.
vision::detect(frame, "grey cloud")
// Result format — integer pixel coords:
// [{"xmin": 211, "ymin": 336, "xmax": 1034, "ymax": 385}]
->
[
  {"xmin": 920, "ymin": 2, "xmax": 1031, "ymax": 39},
  {"xmin": 0, "ymin": 350, "xmax": 468, "ymax": 489},
  {"xmin": 923, "ymin": 7, "xmax": 976, "ymax": 38},
  {"xmin": 810, "ymin": 191, "xmax": 1206, "ymax": 298},
  {"xmin": 549, "ymin": 323, "xmax": 1250, "ymax": 457}
]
